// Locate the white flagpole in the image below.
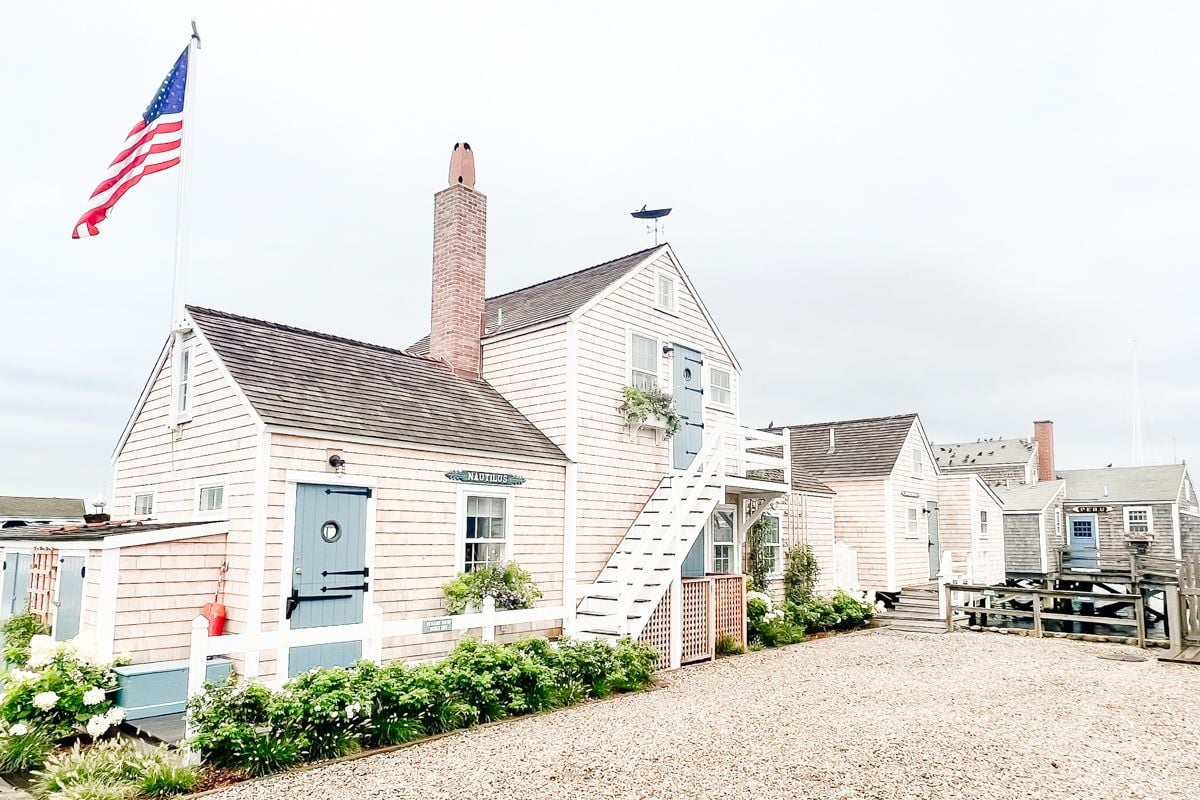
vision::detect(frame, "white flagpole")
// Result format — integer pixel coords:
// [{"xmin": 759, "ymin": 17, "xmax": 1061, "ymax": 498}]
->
[{"xmin": 170, "ymin": 20, "xmax": 201, "ymax": 331}]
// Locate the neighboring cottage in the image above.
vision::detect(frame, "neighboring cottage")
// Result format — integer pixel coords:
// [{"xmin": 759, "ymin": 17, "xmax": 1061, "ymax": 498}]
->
[
  {"xmin": 994, "ymin": 479, "xmax": 1066, "ymax": 580},
  {"xmin": 1057, "ymin": 464, "xmax": 1199, "ymax": 563},
  {"xmin": 769, "ymin": 414, "xmax": 1005, "ymax": 598},
  {"xmin": 0, "ymin": 496, "xmax": 86, "ymax": 529},
  {"xmin": 0, "ymin": 145, "xmax": 790, "ymax": 692}
]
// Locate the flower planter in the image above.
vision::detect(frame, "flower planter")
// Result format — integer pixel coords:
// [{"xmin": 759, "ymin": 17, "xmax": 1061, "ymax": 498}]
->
[{"xmin": 629, "ymin": 413, "xmax": 670, "ymax": 442}]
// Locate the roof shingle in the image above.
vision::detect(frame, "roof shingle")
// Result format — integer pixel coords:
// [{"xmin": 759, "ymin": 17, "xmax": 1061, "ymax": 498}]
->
[
  {"xmin": 0, "ymin": 497, "xmax": 85, "ymax": 519},
  {"xmin": 408, "ymin": 246, "xmax": 660, "ymax": 353},
  {"xmin": 1058, "ymin": 465, "xmax": 1186, "ymax": 504},
  {"xmin": 769, "ymin": 414, "xmax": 919, "ymax": 480},
  {"xmin": 934, "ymin": 438, "xmax": 1035, "ymax": 468},
  {"xmin": 188, "ymin": 306, "xmax": 566, "ymax": 463}
]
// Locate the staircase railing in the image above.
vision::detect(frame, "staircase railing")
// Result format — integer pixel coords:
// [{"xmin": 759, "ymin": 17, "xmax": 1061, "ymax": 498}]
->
[
  {"xmin": 604, "ymin": 426, "xmax": 729, "ymax": 635},
  {"xmin": 729, "ymin": 426, "xmax": 791, "ymax": 486}
]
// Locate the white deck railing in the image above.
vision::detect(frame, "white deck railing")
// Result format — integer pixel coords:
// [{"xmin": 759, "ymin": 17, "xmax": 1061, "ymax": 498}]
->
[{"xmin": 726, "ymin": 425, "xmax": 791, "ymax": 487}]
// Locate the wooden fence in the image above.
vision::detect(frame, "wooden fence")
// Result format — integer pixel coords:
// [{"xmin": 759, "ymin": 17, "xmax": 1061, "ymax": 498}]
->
[
  {"xmin": 944, "ymin": 583, "xmax": 1146, "ymax": 647},
  {"xmin": 1164, "ymin": 556, "xmax": 1200, "ymax": 659}
]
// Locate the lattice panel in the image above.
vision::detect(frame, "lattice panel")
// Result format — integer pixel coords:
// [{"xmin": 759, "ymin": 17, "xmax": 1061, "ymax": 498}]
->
[
  {"xmin": 681, "ymin": 579, "xmax": 712, "ymax": 664},
  {"xmin": 713, "ymin": 575, "xmax": 746, "ymax": 648},
  {"xmin": 28, "ymin": 547, "xmax": 58, "ymax": 624},
  {"xmin": 638, "ymin": 585, "xmax": 673, "ymax": 671}
]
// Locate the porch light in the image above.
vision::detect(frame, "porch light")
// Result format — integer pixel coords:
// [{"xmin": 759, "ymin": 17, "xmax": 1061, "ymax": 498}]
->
[{"xmin": 328, "ymin": 454, "xmax": 347, "ymax": 475}]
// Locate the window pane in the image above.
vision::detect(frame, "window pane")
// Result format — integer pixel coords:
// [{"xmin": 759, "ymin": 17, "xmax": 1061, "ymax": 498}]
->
[
  {"xmin": 713, "ymin": 544, "xmax": 733, "ymax": 574},
  {"xmin": 762, "ymin": 516, "xmax": 780, "ymax": 544},
  {"xmin": 134, "ymin": 494, "xmax": 153, "ymax": 515},
  {"xmin": 199, "ymin": 486, "xmax": 223, "ymax": 511},
  {"xmin": 632, "ymin": 334, "xmax": 656, "ymax": 372},
  {"xmin": 710, "ymin": 368, "xmax": 732, "ymax": 406},
  {"xmin": 657, "ymin": 275, "xmax": 674, "ymax": 310},
  {"xmin": 711, "ymin": 510, "xmax": 734, "ymax": 543}
]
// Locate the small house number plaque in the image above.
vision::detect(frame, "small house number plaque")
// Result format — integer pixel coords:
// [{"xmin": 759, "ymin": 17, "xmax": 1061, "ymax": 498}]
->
[
  {"xmin": 445, "ymin": 470, "xmax": 526, "ymax": 486},
  {"xmin": 422, "ymin": 617, "xmax": 453, "ymax": 634}
]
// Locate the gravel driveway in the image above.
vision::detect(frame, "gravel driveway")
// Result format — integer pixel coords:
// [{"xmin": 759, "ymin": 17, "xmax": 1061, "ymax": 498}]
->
[{"xmin": 206, "ymin": 630, "xmax": 1200, "ymax": 800}]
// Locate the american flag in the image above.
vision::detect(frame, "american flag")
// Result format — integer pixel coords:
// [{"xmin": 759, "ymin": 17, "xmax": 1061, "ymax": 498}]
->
[{"xmin": 72, "ymin": 45, "xmax": 190, "ymax": 239}]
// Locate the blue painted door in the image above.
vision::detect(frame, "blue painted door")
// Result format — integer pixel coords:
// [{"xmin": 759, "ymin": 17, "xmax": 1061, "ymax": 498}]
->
[
  {"xmin": 681, "ymin": 529, "xmax": 706, "ymax": 578},
  {"xmin": 927, "ymin": 502, "xmax": 941, "ymax": 579},
  {"xmin": 1, "ymin": 553, "xmax": 32, "ymax": 618},
  {"xmin": 288, "ymin": 484, "xmax": 369, "ymax": 677},
  {"xmin": 672, "ymin": 345, "xmax": 704, "ymax": 470},
  {"xmin": 55, "ymin": 556, "xmax": 86, "ymax": 641},
  {"xmin": 1068, "ymin": 515, "xmax": 1098, "ymax": 568}
]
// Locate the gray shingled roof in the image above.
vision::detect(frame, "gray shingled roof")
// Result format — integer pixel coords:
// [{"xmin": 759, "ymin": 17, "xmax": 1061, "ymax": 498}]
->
[
  {"xmin": 188, "ymin": 306, "xmax": 566, "ymax": 462},
  {"xmin": 768, "ymin": 414, "xmax": 919, "ymax": 479},
  {"xmin": 995, "ymin": 479, "xmax": 1064, "ymax": 512},
  {"xmin": 934, "ymin": 438, "xmax": 1034, "ymax": 468},
  {"xmin": 791, "ymin": 468, "xmax": 836, "ymax": 496},
  {"xmin": 0, "ymin": 497, "xmax": 85, "ymax": 519},
  {"xmin": 408, "ymin": 246, "xmax": 660, "ymax": 354},
  {"xmin": 0, "ymin": 519, "xmax": 214, "ymax": 542},
  {"xmin": 1059, "ymin": 464, "xmax": 1186, "ymax": 503}
]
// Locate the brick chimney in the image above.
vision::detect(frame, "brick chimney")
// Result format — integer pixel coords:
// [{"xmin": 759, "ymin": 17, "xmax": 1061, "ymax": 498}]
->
[
  {"xmin": 1033, "ymin": 420, "xmax": 1055, "ymax": 481},
  {"xmin": 429, "ymin": 143, "xmax": 486, "ymax": 378}
]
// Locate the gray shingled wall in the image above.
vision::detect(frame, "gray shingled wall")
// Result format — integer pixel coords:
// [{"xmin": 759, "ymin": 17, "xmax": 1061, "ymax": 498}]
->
[
  {"xmin": 1180, "ymin": 513, "xmax": 1200, "ymax": 558},
  {"xmin": 1004, "ymin": 514, "xmax": 1043, "ymax": 574}
]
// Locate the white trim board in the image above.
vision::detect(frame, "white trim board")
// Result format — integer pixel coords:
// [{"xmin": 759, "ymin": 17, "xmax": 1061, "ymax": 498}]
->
[
  {"xmin": 264, "ymin": 426, "xmax": 569, "ymax": 467},
  {"xmin": 0, "ymin": 521, "xmax": 229, "ymax": 552}
]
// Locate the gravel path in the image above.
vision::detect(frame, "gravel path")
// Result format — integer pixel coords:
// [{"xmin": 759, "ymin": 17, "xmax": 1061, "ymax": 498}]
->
[{"xmin": 206, "ymin": 630, "xmax": 1200, "ymax": 800}]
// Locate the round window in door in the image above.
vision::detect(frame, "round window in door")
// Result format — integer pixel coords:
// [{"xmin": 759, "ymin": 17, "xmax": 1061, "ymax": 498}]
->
[{"xmin": 320, "ymin": 521, "xmax": 342, "ymax": 543}]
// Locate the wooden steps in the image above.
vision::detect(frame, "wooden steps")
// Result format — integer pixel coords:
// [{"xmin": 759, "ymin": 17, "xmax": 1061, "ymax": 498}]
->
[
  {"xmin": 878, "ymin": 584, "xmax": 961, "ymax": 634},
  {"xmin": 1159, "ymin": 643, "xmax": 1200, "ymax": 665}
]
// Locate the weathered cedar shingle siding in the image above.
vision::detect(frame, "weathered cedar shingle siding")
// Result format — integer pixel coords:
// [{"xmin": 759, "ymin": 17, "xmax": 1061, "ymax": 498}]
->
[
  {"xmin": 1003, "ymin": 514, "xmax": 1043, "ymax": 574},
  {"xmin": 187, "ymin": 306, "xmax": 564, "ymax": 463},
  {"xmin": 408, "ymin": 246, "xmax": 659, "ymax": 354}
]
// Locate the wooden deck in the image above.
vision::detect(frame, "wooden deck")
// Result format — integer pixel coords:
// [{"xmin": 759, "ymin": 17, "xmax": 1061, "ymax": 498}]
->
[{"xmin": 1159, "ymin": 644, "xmax": 1200, "ymax": 665}]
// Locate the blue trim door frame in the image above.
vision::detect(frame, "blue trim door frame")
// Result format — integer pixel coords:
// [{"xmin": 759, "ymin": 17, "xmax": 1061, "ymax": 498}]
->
[{"xmin": 1067, "ymin": 514, "xmax": 1099, "ymax": 567}]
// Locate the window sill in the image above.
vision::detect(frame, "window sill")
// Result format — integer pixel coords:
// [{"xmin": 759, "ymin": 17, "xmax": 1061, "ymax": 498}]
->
[{"xmin": 653, "ymin": 303, "xmax": 679, "ymax": 317}]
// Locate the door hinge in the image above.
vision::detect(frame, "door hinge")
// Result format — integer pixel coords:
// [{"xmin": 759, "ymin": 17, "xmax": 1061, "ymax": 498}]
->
[
  {"xmin": 322, "ymin": 567, "xmax": 369, "ymax": 578},
  {"xmin": 684, "ymin": 356, "xmax": 704, "ymax": 366},
  {"xmin": 685, "ymin": 386, "xmax": 704, "ymax": 394},
  {"xmin": 324, "ymin": 487, "xmax": 372, "ymax": 498},
  {"xmin": 685, "ymin": 421, "xmax": 704, "ymax": 429}
]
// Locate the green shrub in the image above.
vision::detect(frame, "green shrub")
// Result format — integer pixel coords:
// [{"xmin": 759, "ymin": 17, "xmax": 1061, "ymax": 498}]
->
[
  {"xmin": 0, "ymin": 723, "xmax": 54, "ymax": 773},
  {"xmin": 230, "ymin": 730, "xmax": 302, "ymax": 777},
  {"xmin": 609, "ymin": 638, "xmax": 657, "ymax": 692},
  {"xmin": 131, "ymin": 749, "xmax": 199, "ymax": 798},
  {"xmin": 533, "ymin": 637, "xmax": 616, "ymax": 698},
  {"xmin": 50, "ymin": 779, "xmax": 135, "ymax": 800},
  {"xmin": 2, "ymin": 612, "xmax": 49, "ymax": 667},
  {"xmin": 783, "ymin": 544, "xmax": 819, "ymax": 606},
  {"xmin": 272, "ymin": 666, "xmax": 369, "ymax": 760},
  {"xmin": 746, "ymin": 591, "xmax": 805, "ymax": 647},
  {"xmin": 785, "ymin": 590, "xmax": 875, "ymax": 633},
  {"xmin": 715, "ymin": 633, "xmax": 745, "ymax": 656},
  {"xmin": 185, "ymin": 676, "xmax": 274, "ymax": 768},
  {"xmin": 349, "ymin": 661, "xmax": 430, "ymax": 746},
  {"xmin": 441, "ymin": 562, "xmax": 542, "ymax": 615},
  {"xmin": 437, "ymin": 639, "xmax": 554, "ymax": 722}
]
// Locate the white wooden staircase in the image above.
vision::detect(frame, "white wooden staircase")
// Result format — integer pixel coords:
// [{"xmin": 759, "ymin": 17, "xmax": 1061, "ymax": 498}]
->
[{"xmin": 573, "ymin": 423, "xmax": 791, "ymax": 648}]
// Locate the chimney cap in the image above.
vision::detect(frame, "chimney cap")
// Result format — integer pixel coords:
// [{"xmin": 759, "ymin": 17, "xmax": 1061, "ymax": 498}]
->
[
  {"xmin": 448, "ymin": 142, "xmax": 476, "ymax": 189},
  {"xmin": 1034, "ymin": 419, "xmax": 1054, "ymax": 425}
]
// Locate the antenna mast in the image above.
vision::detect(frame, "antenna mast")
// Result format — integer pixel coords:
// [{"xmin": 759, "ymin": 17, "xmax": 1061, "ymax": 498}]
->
[{"xmin": 1132, "ymin": 340, "xmax": 1144, "ymax": 467}]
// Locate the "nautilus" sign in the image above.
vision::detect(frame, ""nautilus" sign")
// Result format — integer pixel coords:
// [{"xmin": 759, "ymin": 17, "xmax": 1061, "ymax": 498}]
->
[{"xmin": 445, "ymin": 470, "xmax": 527, "ymax": 486}]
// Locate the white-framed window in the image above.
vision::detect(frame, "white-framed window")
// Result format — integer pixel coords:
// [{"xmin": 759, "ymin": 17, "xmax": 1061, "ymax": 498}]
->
[
  {"xmin": 906, "ymin": 507, "xmax": 920, "ymax": 538},
  {"xmin": 708, "ymin": 366, "xmax": 732, "ymax": 409},
  {"xmin": 1124, "ymin": 506, "xmax": 1153, "ymax": 537},
  {"xmin": 132, "ymin": 490, "xmax": 155, "ymax": 516},
  {"xmin": 756, "ymin": 513, "xmax": 782, "ymax": 576},
  {"xmin": 195, "ymin": 479, "xmax": 227, "ymax": 516},
  {"xmin": 911, "ymin": 447, "xmax": 924, "ymax": 476},
  {"xmin": 628, "ymin": 331, "xmax": 659, "ymax": 391},
  {"xmin": 980, "ymin": 509, "xmax": 989, "ymax": 537},
  {"xmin": 1185, "ymin": 478, "xmax": 1193, "ymax": 502},
  {"xmin": 710, "ymin": 506, "xmax": 736, "ymax": 574},
  {"xmin": 172, "ymin": 339, "xmax": 193, "ymax": 424},
  {"xmin": 655, "ymin": 272, "xmax": 676, "ymax": 314},
  {"xmin": 461, "ymin": 491, "xmax": 512, "ymax": 572},
  {"xmin": 1055, "ymin": 508, "xmax": 1063, "ymax": 539}
]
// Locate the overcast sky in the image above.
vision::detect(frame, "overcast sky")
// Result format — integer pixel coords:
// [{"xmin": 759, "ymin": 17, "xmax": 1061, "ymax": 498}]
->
[{"xmin": 2, "ymin": 2, "xmax": 1197, "ymax": 504}]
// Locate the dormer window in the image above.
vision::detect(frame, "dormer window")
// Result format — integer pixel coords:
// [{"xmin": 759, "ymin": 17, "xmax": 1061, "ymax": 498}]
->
[{"xmin": 655, "ymin": 272, "xmax": 676, "ymax": 314}]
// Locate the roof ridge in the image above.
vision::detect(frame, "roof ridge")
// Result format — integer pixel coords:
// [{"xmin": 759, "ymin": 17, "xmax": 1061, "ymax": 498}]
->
[
  {"xmin": 187, "ymin": 305, "xmax": 449, "ymax": 368},
  {"xmin": 1059, "ymin": 464, "xmax": 1183, "ymax": 473},
  {"xmin": 482, "ymin": 244, "xmax": 663, "ymax": 303},
  {"xmin": 771, "ymin": 412, "xmax": 919, "ymax": 431}
]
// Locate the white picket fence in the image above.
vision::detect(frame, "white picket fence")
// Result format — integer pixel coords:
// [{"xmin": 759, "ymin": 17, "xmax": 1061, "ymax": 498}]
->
[{"xmin": 186, "ymin": 598, "xmax": 571, "ymax": 700}]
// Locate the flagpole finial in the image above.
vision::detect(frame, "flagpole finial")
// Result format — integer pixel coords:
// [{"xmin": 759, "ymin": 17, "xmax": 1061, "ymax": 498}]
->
[{"xmin": 191, "ymin": 18, "xmax": 201, "ymax": 49}]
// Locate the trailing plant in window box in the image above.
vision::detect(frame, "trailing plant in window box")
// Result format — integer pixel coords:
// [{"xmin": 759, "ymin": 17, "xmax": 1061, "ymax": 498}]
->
[
  {"xmin": 617, "ymin": 386, "xmax": 683, "ymax": 439},
  {"xmin": 442, "ymin": 561, "xmax": 542, "ymax": 615}
]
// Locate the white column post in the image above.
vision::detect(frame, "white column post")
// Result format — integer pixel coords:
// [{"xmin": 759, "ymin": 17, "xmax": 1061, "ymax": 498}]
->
[
  {"xmin": 365, "ymin": 603, "xmax": 385, "ymax": 664},
  {"xmin": 183, "ymin": 615, "xmax": 208, "ymax": 764},
  {"xmin": 481, "ymin": 596, "xmax": 497, "ymax": 642},
  {"xmin": 669, "ymin": 575, "xmax": 682, "ymax": 669}
]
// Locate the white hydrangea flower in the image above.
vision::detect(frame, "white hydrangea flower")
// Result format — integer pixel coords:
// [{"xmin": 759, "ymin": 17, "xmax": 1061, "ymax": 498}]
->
[
  {"xmin": 9, "ymin": 724, "xmax": 28, "ymax": 736},
  {"xmin": 7, "ymin": 669, "xmax": 40, "ymax": 684},
  {"xmin": 86, "ymin": 715, "xmax": 110, "ymax": 738},
  {"xmin": 26, "ymin": 635, "xmax": 57, "ymax": 668},
  {"xmin": 745, "ymin": 590, "xmax": 773, "ymax": 609},
  {"xmin": 104, "ymin": 707, "xmax": 125, "ymax": 726},
  {"xmin": 83, "ymin": 687, "xmax": 106, "ymax": 706},
  {"xmin": 32, "ymin": 691, "xmax": 59, "ymax": 711}
]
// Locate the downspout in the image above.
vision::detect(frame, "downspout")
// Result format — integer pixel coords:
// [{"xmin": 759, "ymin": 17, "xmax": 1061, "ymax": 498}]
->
[{"xmin": 883, "ymin": 479, "xmax": 896, "ymax": 591}]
